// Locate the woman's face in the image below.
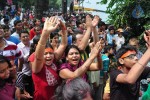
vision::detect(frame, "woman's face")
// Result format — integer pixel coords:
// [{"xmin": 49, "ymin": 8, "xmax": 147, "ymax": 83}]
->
[
  {"xmin": 52, "ymin": 35, "xmax": 59, "ymax": 44},
  {"xmin": 0, "ymin": 62, "xmax": 10, "ymax": 79},
  {"xmin": 66, "ymin": 48, "xmax": 80, "ymax": 66},
  {"xmin": 44, "ymin": 51, "xmax": 55, "ymax": 66}
]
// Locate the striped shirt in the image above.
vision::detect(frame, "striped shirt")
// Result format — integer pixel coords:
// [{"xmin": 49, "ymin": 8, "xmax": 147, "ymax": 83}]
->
[{"xmin": 1, "ymin": 39, "xmax": 22, "ymax": 60}]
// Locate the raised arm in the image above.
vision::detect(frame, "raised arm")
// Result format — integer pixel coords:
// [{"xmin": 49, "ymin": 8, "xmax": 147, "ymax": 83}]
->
[
  {"xmin": 116, "ymin": 30, "xmax": 150, "ymax": 84},
  {"xmin": 59, "ymin": 41, "xmax": 102, "ymax": 79},
  {"xmin": 54, "ymin": 21, "xmax": 67, "ymax": 60},
  {"xmin": 92, "ymin": 15, "xmax": 100, "ymax": 43},
  {"xmin": 32, "ymin": 17, "xmax": 59, "ymax": 73},
  {"xmin": 78, "ymin": 15, "xmax": 92, "ymax": 51},
  {"xmin": 90, "ymin": 15, "xmax": 103, "ymax": 70},
  {"xmin": 88, "ymin": 38, "xmax": 104, "ymax": 70}
]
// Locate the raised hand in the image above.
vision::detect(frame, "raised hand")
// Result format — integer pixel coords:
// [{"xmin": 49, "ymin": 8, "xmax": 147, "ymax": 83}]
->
[
  {"xmin": 92, "ymin": 15, "xmax": 100, "ymax": 27},
  {"xmin": 90, "ymin": 41, "xmax": 102, "ymax": 58},
  {"xmin": 58, "ymin": 20, "xmax": 67, "ymax": 36},
  {"xmin": 59, "ymin": 19, "xmax": 66, "ymax": 30},
  {"xmin": 43, "ymin": 17, "xmax": 59, "ymax": 34},
  {"xmin": 144, "ymin": 30, "xmax": 150, "ymax": 47},
  {"xmin": 85, "ymin": 15, "xmax": 92, "ymax": 28}
]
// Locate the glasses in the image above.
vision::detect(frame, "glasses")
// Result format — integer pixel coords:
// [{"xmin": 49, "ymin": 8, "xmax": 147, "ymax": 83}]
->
[{"xmin": 122, "ymin": 54, "xmax": 137, "ymax": 59}]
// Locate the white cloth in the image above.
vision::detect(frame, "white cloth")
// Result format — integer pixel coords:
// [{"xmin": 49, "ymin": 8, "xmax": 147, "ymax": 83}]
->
[
  {"xmin": 46, "ymin": 64, "xmax": 58, "ymax": 86},
  {"xmin": 17, "ymin": 42, "xmax": 31, "ymax": 76},
  {"xmin": 114, "ymin": 34, "xmax": 125, "ymax": 51}
]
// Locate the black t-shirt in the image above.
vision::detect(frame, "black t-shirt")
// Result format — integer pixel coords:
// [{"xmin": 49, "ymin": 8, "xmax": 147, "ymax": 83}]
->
[{"xmin": 110, "ymin": 67, "xmax": 150, "ymax": 100}]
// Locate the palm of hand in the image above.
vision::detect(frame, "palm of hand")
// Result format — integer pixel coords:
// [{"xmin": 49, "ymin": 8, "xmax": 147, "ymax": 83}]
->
[
  {"xmin": 92, "ymin": 19, "xmax": 99, "ymax": 27},
  {"xmin": 86, "ymin": 15, "xmax": 92, "ymax": 27},
  {"xmin": 44, "ymin": 22, "xmax": 56, "ymax": 32},
  {"xmin": 43, "ymin": 17, "xmax": 59, "ymax": 33},
  {"xmin": 90, "ymin": 42, "xmax": 100, "ymax": 57},
  {"xmin": 92, "ymin": 16, "xmax": 99, "ymax": 27}
]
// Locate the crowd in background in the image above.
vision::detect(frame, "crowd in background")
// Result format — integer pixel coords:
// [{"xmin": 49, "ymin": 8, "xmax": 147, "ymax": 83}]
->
[{"xmin": 0, "ymin": 7, "xmax": 150, "ymax": 100}]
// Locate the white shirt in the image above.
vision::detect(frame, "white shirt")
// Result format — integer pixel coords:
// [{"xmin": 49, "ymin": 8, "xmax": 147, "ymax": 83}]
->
[
  {"xmin": 17, "ymin": 42, "xmax": 31, "ymax": 76},
  {"xmin": 114, "ymin": 34, "xmax": 125, "ymax": 51}
]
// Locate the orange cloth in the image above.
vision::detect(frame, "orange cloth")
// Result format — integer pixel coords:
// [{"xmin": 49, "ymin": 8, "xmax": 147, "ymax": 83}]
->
[{"xmin": 120, "ymin": 50, "xmax": 136, "ymax": 59}]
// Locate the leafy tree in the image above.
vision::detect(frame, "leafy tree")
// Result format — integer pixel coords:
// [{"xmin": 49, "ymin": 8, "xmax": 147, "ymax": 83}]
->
[
  {"xmin": 100, "ymin": 0, "xmax": 150, "ymax": 37},
  {"xmin": 99, "ymin": 0, "xmax": 150, "ymax": 51}
]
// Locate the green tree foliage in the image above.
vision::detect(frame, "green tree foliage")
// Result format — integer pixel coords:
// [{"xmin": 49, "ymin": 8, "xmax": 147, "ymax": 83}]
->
[{"xmin": 100, "ymin": 0, "xmax": 150, "ymax": 37}]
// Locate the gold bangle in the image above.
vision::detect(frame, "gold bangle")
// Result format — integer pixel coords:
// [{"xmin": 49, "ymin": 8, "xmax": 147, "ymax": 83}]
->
[
  {"xmin": 38, "ymin": 42, "xmax": 46, "ymax": 47},
  {"xmin": 137, "ymin": 62, "xmax": 144, "ymax": 67}
]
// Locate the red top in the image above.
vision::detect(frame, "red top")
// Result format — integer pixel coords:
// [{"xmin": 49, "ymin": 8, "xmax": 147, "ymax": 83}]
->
[
  {"xmin": 29, "ymin": 53, "xmax": 61, "ymax": 100},
  {"xmin": 29, "ymin": 28, "xmax": 42, "ymax": 40}
]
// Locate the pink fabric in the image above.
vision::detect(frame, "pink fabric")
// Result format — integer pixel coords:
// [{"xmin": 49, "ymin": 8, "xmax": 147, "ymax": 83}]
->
[
  {"xmin": 60, "ymin": 61, "xmax": 88, "ymax": 81},
  {"xmin": 0, "ymin": 83, "xmax": 16, "ymax": 100}
]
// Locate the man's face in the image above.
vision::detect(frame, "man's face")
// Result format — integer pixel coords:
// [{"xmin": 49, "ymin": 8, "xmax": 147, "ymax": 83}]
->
[
  {"xmin": 20, "ymin": 33, "xmax": 30, "ymax": 45},
  {"xmin": 75, "ymin": 34, "xmax": 83, "ymax": 46},
  {"xmin": 4, "ymin": 29, "xmax": 11, "ymax": 38},
  {"xmin": 15, "ymin": 22, "xmax": 23, "ymax": 31},
  {"xmin": 35, "ymin": 20, "xmax": 41, "ymax": 26},
  {"xmin": 110, "ymin": 30, "xmax": 115, "ymax": 34},
  {"xmin": 119, "ymin": 50, "xmax": 138, "ymax": 69}
]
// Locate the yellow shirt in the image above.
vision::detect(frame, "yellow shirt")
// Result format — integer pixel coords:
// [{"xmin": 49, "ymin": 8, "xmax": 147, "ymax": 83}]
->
[{"xmin": 104, "ymin": 78, "xmax": 110, "ymax": 93}]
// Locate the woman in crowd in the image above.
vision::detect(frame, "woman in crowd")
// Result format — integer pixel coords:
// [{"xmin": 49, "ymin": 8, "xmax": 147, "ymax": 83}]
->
[
  {"xmin": 53, "ymin": 77, "xmax": 93, "ymax": 100},
  {"xmin": 0, "ymin": 55, "xmax": 16, "ymax": 100},
  {"xmin": 59, "ymin": 39, "xmax": 104, "ymax": 81},
  {"xmin": 28, "ymin": 17, "xmax": 67, "ymax": 100},
  {"xmin": 50, "ymin": 30, "xmax": 59, "ymax": 51}
]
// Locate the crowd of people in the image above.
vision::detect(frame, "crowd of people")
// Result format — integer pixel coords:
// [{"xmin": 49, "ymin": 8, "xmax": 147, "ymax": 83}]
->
[{"xmin": 0, "ymin": 7, "xmax": 150, "ymax": 100}]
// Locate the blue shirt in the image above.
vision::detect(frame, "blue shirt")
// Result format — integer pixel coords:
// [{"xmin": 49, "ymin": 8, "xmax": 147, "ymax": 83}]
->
[
  {"xmin": 6, "ymin": 36, "xmax": 20, "ymax": 45},
  {"xmin": 100, "ymin": 54, "xmax": 110, "ymax": 77},
  {"xmin": 107, "ymin": 33, "xmax": 115, "ymax": 45}
]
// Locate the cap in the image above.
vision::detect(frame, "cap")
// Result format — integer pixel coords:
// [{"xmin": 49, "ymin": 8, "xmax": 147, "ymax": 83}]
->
[{"xmin": 117, "ymin": 28, "xmax": 124, "ymax": 33}]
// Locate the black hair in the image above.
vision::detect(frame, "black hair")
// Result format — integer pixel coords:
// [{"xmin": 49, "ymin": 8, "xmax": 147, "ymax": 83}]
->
[
  {"xmin": 52, "ymin": 77, "xmax": 92, "ymax": 100},
  {"xmin": 76, "ymin": 21, "xmax": 82, "ymax": 28},
  {"xmin": 33, "ymin": 18, "xmax": 40, "ymax": 26},
  {"xmin": 14, "ymin": 20, "xmax": 22, "ymax": 26},
  {"xmin": 0, "ymin": 55, "xmax": 13, "ymax": 89},
  {"xmin": 103, "ymin": 45, "xmax": 114, "ymax": 53},
  {"xmin": 108, "ymin": 25, "xmax": 115, "ymax": 31},
  {"xmin": 50, "ymin": 30, "xmax": 59, "ymax": 39},
  {"xmin": 65, "ymin": 45, "xmax": 81, "ymax": 57},
  {"xmin": 29, "ymin": 35, "xmax": 40, "ymax": 55},
  {"xmin": 19, "ymin": 29, "xmax": 29, "ymax": 37},
  {"xmin": 4, "ymin": 18, "xmax": 9, "ymax": 23},
  {"xmin": 98, "ymin": 21, "xmax": 106, "ymax": 28},
  {"xmin": 1, "ymin": 25, "xmax": 10, "ymax": 30},
  {"xmin": 116, "ymin": 45, "xmax": 137, "ymax": 66}
]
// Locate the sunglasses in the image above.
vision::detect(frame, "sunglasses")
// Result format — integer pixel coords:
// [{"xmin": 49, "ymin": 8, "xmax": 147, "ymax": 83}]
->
[{"xmin": 122, "ymin": 54, "xmax": 137, "ymax": 59}]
